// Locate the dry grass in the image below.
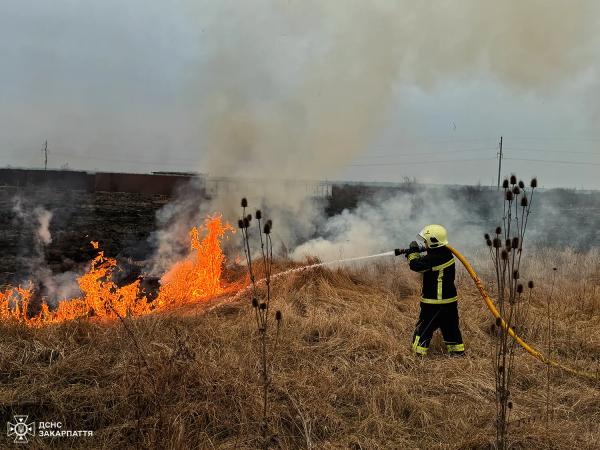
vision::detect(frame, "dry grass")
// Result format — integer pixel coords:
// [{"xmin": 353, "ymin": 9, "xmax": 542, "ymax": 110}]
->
[{"xmin": 0, "ymin": 249, "xmax": 598, "ymax": 449}]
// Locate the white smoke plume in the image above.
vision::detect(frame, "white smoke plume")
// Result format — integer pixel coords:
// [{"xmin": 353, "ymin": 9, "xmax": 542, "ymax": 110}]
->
[
  {"xmin": 187, "ymin": 0, "xmax": 599, "ymax": 180},
  {"xmin": 35, "ymin": 208, "xmax": 53, "ymax": 245},
  {"xmin": 9, "ymin": 196, "xmax": 80, "ymax": 304},
  {"xmin": 292, "ymin": 185, "xmax": 491, "ymax": 261},
  {"xmin": 11, "ymin": 200, "xmax": 53, "ymax": 247},
  {"xmin": 152, "ymin": 1, "xmax": 599, "ymax": 263},
  {"xmin": 38, "ymin": 269, "xmax": 80, "ymax": 305}
]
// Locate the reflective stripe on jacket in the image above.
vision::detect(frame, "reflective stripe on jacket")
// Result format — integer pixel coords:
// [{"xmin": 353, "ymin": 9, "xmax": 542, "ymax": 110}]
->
[{"xmin": 407, "ymin": 246, "xmax": 457, "ymax": 303}]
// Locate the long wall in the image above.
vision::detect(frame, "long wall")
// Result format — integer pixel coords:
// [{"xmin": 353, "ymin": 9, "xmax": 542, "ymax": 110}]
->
[{"xmin": 0, "ymin": 168, "xmax": 193, "ymax": 196}]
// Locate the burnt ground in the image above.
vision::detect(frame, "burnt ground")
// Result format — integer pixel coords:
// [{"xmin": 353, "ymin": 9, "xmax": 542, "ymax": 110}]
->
[
  {"xmin": 1, "ymin": 183, "xmax": 599, "ymax": 289},
  {"xmin": 0, "ymin": 187, "xmax": 169, "ymax": 287}
]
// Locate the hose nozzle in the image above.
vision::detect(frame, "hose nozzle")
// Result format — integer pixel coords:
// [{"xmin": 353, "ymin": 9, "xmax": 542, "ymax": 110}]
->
[{"xmin": 394, "ymin": 245, "xmax": 426, "ymax": 256}]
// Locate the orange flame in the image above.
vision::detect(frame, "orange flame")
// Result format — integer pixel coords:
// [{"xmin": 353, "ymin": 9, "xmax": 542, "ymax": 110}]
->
[
  {"xmin": 0, "ymin": 215, "xmax": 233, "ymax": 327},
  {"xmin": 156, "ymin": 216, "xmax": 234, "ymax": 307}
]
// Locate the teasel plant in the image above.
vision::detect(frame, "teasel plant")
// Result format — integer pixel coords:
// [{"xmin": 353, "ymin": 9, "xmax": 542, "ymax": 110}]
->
[
  {"xmin": 238, "ymin": 198, "xmax": 283, "ymax": 449},
  {"xmin": 485, "ymin": 175, "xmax": 537, "ymax": 450}
]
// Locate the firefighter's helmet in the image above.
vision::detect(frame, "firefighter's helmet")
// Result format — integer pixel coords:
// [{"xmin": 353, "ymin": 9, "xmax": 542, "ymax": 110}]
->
[{"xmin": 418, "ymin": 224, "xmax": 448, "ymax": 248}]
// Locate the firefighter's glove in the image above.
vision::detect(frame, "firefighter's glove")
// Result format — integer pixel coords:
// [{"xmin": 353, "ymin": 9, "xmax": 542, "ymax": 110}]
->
[{"xmin": 405, "ymin": 241, "xmax": 420, "ymax": 259}]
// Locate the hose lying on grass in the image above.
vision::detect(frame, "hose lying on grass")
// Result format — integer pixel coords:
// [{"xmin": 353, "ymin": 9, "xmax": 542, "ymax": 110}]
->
[
  {"xmin": 447, "ymin": 245, "xmax": 598, "ymax": 382},
  {"xmin": 230, "ymin": 247, "xmax": 598, "ymax": 382}
]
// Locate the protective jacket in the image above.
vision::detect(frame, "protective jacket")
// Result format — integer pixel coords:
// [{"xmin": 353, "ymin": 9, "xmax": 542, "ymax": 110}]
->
[
  {"xmin": 407, "ymin": 245, "xmax": 464, "ymax": 355},
  {"xmin": 407, "ymin": 246, "xmax": 457, "ymax": 304}
]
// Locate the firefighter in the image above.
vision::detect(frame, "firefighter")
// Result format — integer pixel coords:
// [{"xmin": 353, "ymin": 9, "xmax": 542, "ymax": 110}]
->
[{"xmin": 406, "ymin": 224, "xmax": 464, "ymax": 356}]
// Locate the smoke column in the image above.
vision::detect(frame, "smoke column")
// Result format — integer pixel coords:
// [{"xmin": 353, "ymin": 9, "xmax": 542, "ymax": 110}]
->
[
  {"xmin": 154, "ymin": 0, "xmax": 599, "ymax": 263},
  {"xmin": 187, "ymin": 0, "xmax": 599, "ymax": 179}
]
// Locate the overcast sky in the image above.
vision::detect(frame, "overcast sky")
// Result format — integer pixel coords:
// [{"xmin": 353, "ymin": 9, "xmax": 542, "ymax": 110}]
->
[{"xmin": 1, "ymin": 0, "xmax": 599, "ymax": 189}]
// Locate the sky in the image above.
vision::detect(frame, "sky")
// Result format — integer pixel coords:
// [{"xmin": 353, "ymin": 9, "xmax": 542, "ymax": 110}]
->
[{"xmin": 1, "ymin": 0, "xmax": 600, "ymax": 189}]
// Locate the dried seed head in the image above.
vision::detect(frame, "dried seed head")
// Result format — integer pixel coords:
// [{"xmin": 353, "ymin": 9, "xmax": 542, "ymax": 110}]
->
[
  {"xmin": 501, "ymin": 250, "xmax": 508, "ymax": 260},
  {"xmin": 243, "ymin": 217, "xmax": 250, "ymax": 228},
  {"xmin": 510, "ymin": 174, "xmax": 517, "ymax": 185},
  {"xmin": 238, "ymin": 219, "xmax": 244, "ymax": 229},
  {"xmin": 267, "ymin": 219, "xmax": 273, "ymax": 228},
  {"xmin": 512, "ymin": 237, "xmax": 519, "ymax": 249},
  {"xmin": 530, "ymin": 177, "xmax": 538, "ymax": 188},
  {"xmin": 517, "ymin": 283, "xmax": 523, "ymax": 294},
  {"xmin": 505, "ymin": 239, "xmax": 512, "ymax": 248},
  {"xmin": 255, "ymin": 210, "xmax": 262, "ymax": 220},
  {"xmin": 484, "ymin": 233, "xmax": 490, "ymax": 240},
  {"xmin": 512, "ymin": 186, "xmax": 520, "ymax": 195},
  {"xmin": 528, "ymin": 280, "xmax": 534, "ymax": 289},
  {"xmin": 518, "ymin": 180, "xmax": 525, "ymax": 189},
  {"xmin": 275, "ymin": 310, "xmax": 282, "ymax": 321},
  {"xmin": 502, "ymin": 179, "xmax": 509, "ymax": 189},
  {"xmin": 495, "ymin": 226, "xmax": 502, "ymax": 235},
  {"xmin": 263, "ymin": 223, "xmax": 271, "ymax": 234},
  {"xmin": 251, "ymin": 298, "xmax": 258, "ymax": 308},
  {"xmin": 246, "ymin": 214, "xmax": 252, "ymax": 222},
  {"xmin": 486, "ymin": 239, "xmax": 493, "ymax": 247},
  {"xmin": 513, "ymin": 270, "xmax": 519, "ymax": 280},
  {"xmin": 241, "ymin": 198, "xmax": 248, "ymax": 208},
  {"xmin": 259, "ymin": 303, "xmax": 267, "ymax": 310},
  {"xmin": 506, "ymin": 190, "xmax": 514, "ymax": 201},
  {"xmin": 493, "ymin": 238, "xmax": 501, "ymax": 248},
  {"xmin": 495, "ymin": 317, "xmax": 502, "ymax": 327},
  {"xmin": 520, "ymin": 195, "xmax": 528, "ymax": 207}
]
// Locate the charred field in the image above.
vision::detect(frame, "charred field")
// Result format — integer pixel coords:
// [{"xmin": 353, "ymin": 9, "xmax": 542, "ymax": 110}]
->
[{"xmin": 0, "ymin": 183, "xmax": 599, "ymax": 449}]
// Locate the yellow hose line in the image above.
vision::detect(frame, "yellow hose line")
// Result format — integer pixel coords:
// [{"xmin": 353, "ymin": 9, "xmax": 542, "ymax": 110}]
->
[{"xmin": 447, "ymin": 245, "xmax": 598, "ymax": 382}]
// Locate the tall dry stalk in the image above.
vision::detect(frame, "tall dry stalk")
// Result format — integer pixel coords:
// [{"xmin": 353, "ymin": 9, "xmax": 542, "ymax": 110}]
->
[
  {"xmin": 485, "ymin": 175, "xmax": 537, "ymax": 450},
  {"xmin": 546, "ymin": 267, "xmax": 557, "ymax": 430},
  {"xmin": 238, "ymin": 198, "xmax": 283, "ymax": 449}
]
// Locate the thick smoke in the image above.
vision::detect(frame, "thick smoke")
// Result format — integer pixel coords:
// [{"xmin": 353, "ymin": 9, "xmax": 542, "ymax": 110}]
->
[
  {"xmin": 292, "ymin": 185, "xmax": 494, "ymax": 261},
  {"xmin": 190, "ymin": 0, "xmax": 598, "ymax": 179},
  {"xmin": 151, "ymin": 1, "xmax": 599, "ymax": 263}
]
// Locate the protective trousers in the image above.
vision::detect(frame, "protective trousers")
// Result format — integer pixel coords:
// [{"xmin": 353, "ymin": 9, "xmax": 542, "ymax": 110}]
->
[{"xmin": 411, "ymin": 302, "xmax": 464, "ymax": 355}]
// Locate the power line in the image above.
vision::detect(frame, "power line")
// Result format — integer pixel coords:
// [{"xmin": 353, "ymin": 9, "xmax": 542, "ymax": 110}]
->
[
  {"xmin": 355, "ymin": 147, "xmax": 497, "ymax": 159},
  {"xmin": 503, "ymin": 147, "xmax": 599, "ymax": 155},
  {"xmin": 504, "ymin": 157, "xmax": 600, "ymax": 166},
  {"xmin": 348, "ymin": 157, "xmax": 496, "ymax": 167},
  {"xmin": 50, "ymin": 151, "xmax": 200, "ymax": 166},
  {"xmin": 507, "ymin": 136, "xmax": 600, "ymax": 142}
]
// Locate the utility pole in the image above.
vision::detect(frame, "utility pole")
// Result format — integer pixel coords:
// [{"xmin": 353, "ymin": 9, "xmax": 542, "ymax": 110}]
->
[
  {"xmin": 42, "ymin": 140, "xmax": 48, "ymax": 171},
  {"xmin": 496, "ymin": 136, "xmax": 503, "ymax": 190}
]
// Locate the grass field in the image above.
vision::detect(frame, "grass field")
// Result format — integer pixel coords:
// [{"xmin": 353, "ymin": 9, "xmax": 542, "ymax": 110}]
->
[{"xmin": 0, "ymin": 248, "xmax": 598, "ymax": 449}]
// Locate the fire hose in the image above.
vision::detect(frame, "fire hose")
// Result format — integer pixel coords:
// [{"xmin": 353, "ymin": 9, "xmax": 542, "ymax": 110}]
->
[
  {"xmin": 399, "ymin": 244, "xmax": 597, "ymax": 381},
  {"xmin": 232, "ymin": 245, "xmax": 597, "ymax": 381},
  {"xmin": 446, "ymin": 245, "xmax": 597, "ymax": 382}
]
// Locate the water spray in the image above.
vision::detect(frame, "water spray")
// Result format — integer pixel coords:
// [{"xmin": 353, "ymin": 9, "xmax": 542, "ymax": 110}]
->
[{"xmin": 230, "ymin": 246, "xmax": 418, "ymax": 303}]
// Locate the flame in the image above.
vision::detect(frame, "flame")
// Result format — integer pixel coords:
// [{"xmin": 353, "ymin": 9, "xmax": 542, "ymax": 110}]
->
[
  {"xmin": 0, "ymin": 215, "xmax": 233, "ymax": 327},
  {"xmin": 156, "ymin": 216, "xmax": 234, "ymax": 307}
]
